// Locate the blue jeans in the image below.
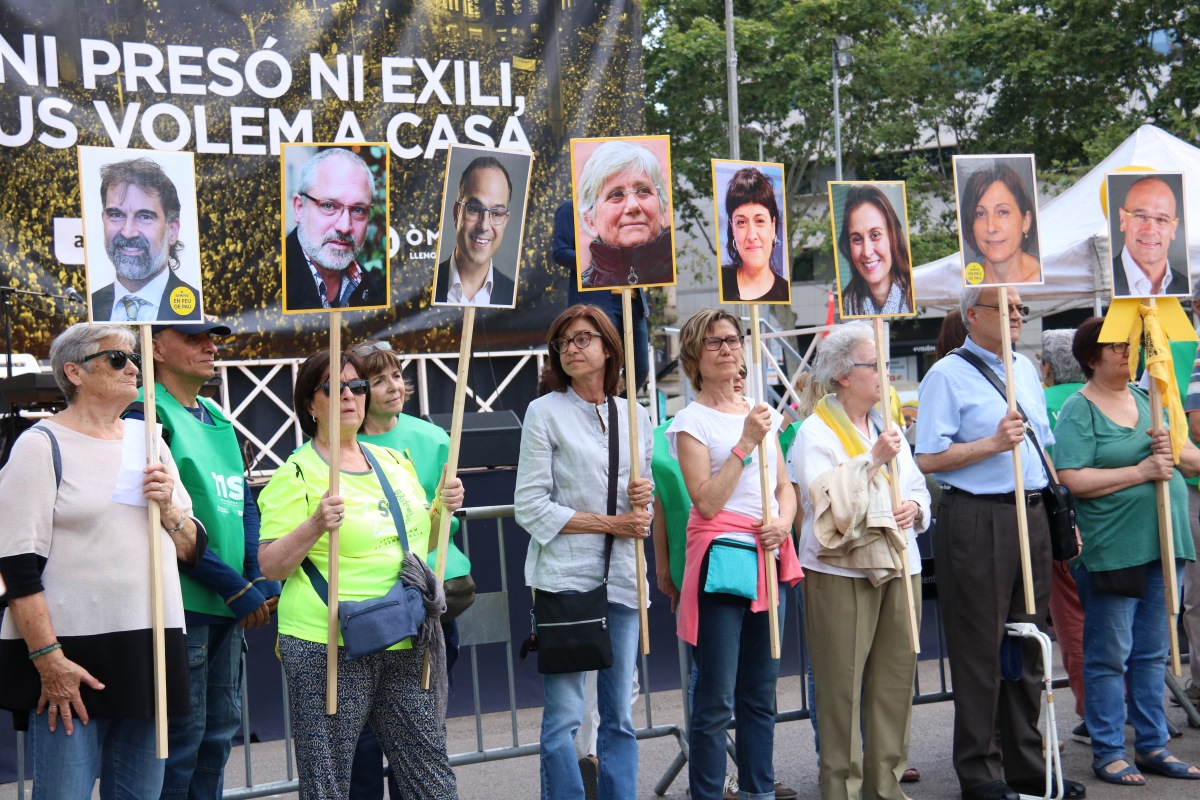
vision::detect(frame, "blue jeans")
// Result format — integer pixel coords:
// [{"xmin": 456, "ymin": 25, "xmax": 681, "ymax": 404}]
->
[
  {"xmin": 162, "ymin": 621, "xmax": 245, "ymax": 799},
  {"xmin": 689, "ymin": 587, "xmax": 785, "ymax": 800},
  {"xmin": 1072, "ymin": 561, "xmax": 1171, "ymax": 768},
  {"xmin": 28, "ymin": 712, "xmax": 163, "ymax": 799},
  {"xmin": 540, "ymin": 602, "xmax": 639, "ymax": 800}
]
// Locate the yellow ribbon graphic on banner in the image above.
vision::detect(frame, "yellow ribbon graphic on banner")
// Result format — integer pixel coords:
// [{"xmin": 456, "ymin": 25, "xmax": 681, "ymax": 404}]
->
[{"xmin": 1099, "ymin": 297, "xmax": 1197, "ymax": 461}]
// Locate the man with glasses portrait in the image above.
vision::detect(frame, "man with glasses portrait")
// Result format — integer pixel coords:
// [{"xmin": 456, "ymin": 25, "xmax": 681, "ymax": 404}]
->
[
  {"xmin": 1110, "ymin": 174, "xmax": 1188, "ymax": 298},
  {"xmin": 433, "ymin": 155, "xmax": 517, "ymax": 307},
  {"xmin": 285, "ymin": 147, "xmax": 386, "ymax": 311}
]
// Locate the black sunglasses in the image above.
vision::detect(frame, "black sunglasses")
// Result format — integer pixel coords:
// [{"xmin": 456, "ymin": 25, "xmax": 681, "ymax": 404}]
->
[
  {"xmin": 80, "ymin": 349, "xmax": 141, "ymax": 371},
  {"xmin": 315, "ymin": 378, "xmax": 369, "ymax": 397}
]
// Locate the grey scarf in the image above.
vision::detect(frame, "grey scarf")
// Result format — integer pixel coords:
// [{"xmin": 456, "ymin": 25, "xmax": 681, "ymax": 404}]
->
[{"xmin": 400, "ymin": 550, "xmax": 448, "ymax": 721}]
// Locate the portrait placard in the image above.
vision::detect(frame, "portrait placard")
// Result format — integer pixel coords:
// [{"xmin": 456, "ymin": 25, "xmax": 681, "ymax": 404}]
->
[
  {"xmin": 569, "ymin": 135, "xmax": 677, "ymax": 290},
  {"xmin": 952, "ymin": 154, "xmax": 1044, "ymax": 288},
  {"xmin": 80, "ymin": 147, "xmax": 204, "ymax": 324},
  {"xmin": 280, "ymin": 143, "xmax": 390, "ymax": 314},
  {"xmin": 431, "ymin": 144, "xmax": 534, "ymax": 309},
  {"xmin": 1105, "ymin": 171, "xmax": 1190, "ymax": 299},
  {"xmin": 828, "ymin": 181, "xmax": 915, "ymax": 318},
  {"xmin": 712, "ymin": 160, "xmax": 791, "ymax": 305}
]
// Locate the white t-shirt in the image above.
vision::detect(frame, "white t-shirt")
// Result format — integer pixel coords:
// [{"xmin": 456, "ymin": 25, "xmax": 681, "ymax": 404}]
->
[{"xmin": 666, "ymin": 399, "xmax": 784, "ymax": 525}]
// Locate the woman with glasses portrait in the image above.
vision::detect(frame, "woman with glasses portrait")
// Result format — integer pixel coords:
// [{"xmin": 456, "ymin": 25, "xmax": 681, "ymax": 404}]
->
[
  {"xmin": 514, "ymin": 304, "xmax": 654, "ymax": 799},
  {"xmin": 666, "ymin": 308, "xmax": 802, "ymax": 800},
  {"xmin": 0, "ymin": 323, "xmax": 203, "ymax": 798},
  {"xmin": 257, "ymin": 349, "xmax": 464, "ymax": 798}
]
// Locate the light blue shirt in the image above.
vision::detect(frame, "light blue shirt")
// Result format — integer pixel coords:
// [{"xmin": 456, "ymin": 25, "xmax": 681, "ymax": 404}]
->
[{"xmin": 915, "ymin": 335, "xmax": 1052, "ymax": 492}]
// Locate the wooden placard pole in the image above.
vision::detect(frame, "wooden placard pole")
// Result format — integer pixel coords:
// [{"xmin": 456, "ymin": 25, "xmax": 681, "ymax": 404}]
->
[
  {"xmin": 422, "ymin": 306, "xmax": 476, "ymax": 689},
  {"xmin": 621, "ymin": 290, "xmax": 651, "ymax": 655},
  {"xmin": 748, "ymin": 305, "xmax": 781, "ymax": 659},
  {"xmin": 1145, "ymin": 298, "xmax": 1182, "ymax": 676},
  {"xmin": 139, "ymin": 326, "xmax": 169, "ymax": 758},
  {"xmin": 325, "ymin": 312, "xmax": 342, "ymax": 715},
  {"xmin": 872, "ymin": 318, "xmax": 920, "ymax": 655},
  {"xmin": 997, "ymin": 287, "xmax": 1036, "ymax": 615}
]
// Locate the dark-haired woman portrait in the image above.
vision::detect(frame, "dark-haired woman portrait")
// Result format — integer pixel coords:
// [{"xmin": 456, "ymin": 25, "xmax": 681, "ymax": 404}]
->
[
  {"xmin": 959, "ymin": 162, "xmax": 1042, "ymax": 285},
  {"xmin": 719, "ymin": 167, "xmax": 790, "ymax": 302},
  {"xmin": 838, "ymin": 184, "xmax": 913, "ymax": 316},
  {"xmin": 514, "ymin": 304, "xmax": 653, "ymax": 799}
]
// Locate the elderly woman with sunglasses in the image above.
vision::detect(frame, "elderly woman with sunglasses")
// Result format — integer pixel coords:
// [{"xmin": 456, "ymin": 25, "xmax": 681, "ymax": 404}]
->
[
  {"xmin": 667, "ymin": 308, "xmax": 801, "ymax": 800},
  {"xmin": 1054, "ymin": 319, "xmax": 1200, "ymax": 785},
  {"xmin": 257, "ymin": 349, "xmax": 464, "ymax": 799},
  {"xmin": 0, "ymin": 323, "xmax": 204, "ymax": 799},
  {"xmin": 515, "ymin": 304, "xmax": 653, "ymax": 800}
]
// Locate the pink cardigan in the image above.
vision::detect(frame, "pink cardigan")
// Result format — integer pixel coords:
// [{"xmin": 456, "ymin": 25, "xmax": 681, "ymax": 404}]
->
[{"xmin": 676, "ymin": 508, "xmax": 803, "ymax": 646}]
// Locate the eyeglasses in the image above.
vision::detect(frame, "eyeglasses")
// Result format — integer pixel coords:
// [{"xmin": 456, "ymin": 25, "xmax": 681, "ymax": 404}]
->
[
  {"xmin": 701, "ymin": 335, "xmax": 745, "ymax": 351},
  {"xmin": 300, "ymin": 193, "xmax": 371, "ymax": 222},
  {"xmin": 315, "ymin": 379, "xmax": 370, "ymax": 397},
  {"xmin": 977, "ymin": 303, "xmax": 1030, "ymax": 319},
  {"xmin": 851, "ymin": 362, "xmax": 879, "ymax": 372},
  {"xmin": 1107, "ymin": 342, "xmax": 1132, "ymax": 356},
  {"xmin": 455, "ymin": 201, "xmax": 510, "ymax": 226},
  {"xmin": 351, "ymin": 341, "xmax": 392, "ymax": 357},
  {"xmin": 603, "ymin": 186, "xmax": 657, "ymax": 205},
  {"xmin": 1120, "ymin": 209, "xmax": 1177, "ymax": 229},
  {"xmin": 80, "ymin": 349, "xmax": 141, "ymax": 371},
  {"xmin": 551, "ymin": 331, "xmax": 600, "ymax": 353}
]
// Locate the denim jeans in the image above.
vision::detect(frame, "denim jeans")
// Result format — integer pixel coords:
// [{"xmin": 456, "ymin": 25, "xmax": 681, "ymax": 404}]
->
[
  {"xmin": 162, "ymin": 621, "xmax": 245, "ymax": 799},
  {"xmin": 28, "ymin": 712, "xmax": 164, "ymax": 799},
  {"xmin": 689, "ymin": 587, "xmax": 785, "ymax": 800},
  {"xmin": 1072, "ymin": 561, "xmax": 1171, "ymax": 768},
  {"xmin": 539, "ymin": 602, "xmax": 639, "ymax": 800}
]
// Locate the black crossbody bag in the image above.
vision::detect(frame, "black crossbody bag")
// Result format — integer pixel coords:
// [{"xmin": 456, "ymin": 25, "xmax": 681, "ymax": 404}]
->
[
  {"xmin": 951, "ymin": 348, "xmax": 1080, "ymax": 561},
  {"xmin": 520, "ymin": 399, "xmax": 620, "ymax": 674}
]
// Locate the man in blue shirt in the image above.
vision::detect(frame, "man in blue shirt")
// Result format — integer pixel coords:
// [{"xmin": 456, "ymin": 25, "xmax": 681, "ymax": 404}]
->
[{"xmin": 915, "ymin": 287, "xmax": 1084, "ymax": 800}]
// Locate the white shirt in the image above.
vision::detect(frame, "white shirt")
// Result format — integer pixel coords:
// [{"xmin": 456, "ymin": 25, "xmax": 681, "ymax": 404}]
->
[
  {"xmin": 109, "ymin": 267, "xmax": 170, "ymax": 321},
  {"xmin": 445, "ymin": 253, "xmax": 495, "ymax": 306},
  {"xmin": 1120, "ymin": 245, "xmax": 1175, "ymax": 296}
]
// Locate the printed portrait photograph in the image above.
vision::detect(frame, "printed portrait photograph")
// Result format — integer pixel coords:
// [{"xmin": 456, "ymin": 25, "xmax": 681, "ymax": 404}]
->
[
  {"xmin": 829, "ymin": 181, "xmax": 915, "ymax": 318},
  {"xmin": 1105, "ymin": 171, "xmax": 1190, "ymax": 299},
  {"xmin": 432, "ymin": 143, "xmax": 534, "ymax": 309},
  {"xmin": 79, "ymin": 146, "xmax": 204, "ymax": 324},
  {"xmin": 712, "ymin": 159, "xmax": 791, "ymax": 305},
  {"xmin": 570, "ymin": 135, "xmax": 677, "ymax": 290},
  {"xmin": 953, "ymin": 154, "xmax": 1044, "ymax": 288},
  {"xmin": 280, "ymin": 143, "xmax": 390, "ymax": 314}
]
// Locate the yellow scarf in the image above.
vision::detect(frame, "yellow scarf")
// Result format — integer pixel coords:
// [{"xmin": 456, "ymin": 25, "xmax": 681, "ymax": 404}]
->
[
  {"xmin": 1127, "ymin": 303, "xmax": 1187, "ymax": 462},
  {"xmin": 813, "ymin": 394, "xmax": 889, "ymax": 482}
]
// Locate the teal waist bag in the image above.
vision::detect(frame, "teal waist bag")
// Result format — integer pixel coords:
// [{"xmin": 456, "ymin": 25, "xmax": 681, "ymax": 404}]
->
[{"xmin": 703, "ymin": 538, "xmax": 759, "ymax": 600}]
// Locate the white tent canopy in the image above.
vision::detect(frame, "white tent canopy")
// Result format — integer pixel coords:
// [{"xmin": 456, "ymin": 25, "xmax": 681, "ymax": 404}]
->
[{"xmin": 913, "ymin": 124, "xmax": 1200, "ymax": 308}]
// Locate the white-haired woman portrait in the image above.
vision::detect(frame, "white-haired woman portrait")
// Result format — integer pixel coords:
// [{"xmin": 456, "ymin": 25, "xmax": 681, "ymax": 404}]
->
[
  {"xmin": 789, "ymin": 321, "xmax": 929, "ymax": 800},
  {"xmin": 575, "ymin": 139, "xmax": 674, "ymax": 287}
]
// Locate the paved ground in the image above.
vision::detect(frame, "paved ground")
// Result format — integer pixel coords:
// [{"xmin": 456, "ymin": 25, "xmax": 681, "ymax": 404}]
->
[{"xmin": 5, "ymin": 658, "xmax": 1199, "ymax": 799}]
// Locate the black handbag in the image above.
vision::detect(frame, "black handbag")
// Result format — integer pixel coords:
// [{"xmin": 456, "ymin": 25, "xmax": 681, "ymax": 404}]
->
[
  {"xmin": 520, "ymin": 398, "xmax": 620, "ymax": 675},
  {"xmin": 302, "ymin": 445, "xmax": 429, "ymax": 661},
  {"xmin": 951, "ymin": 349, "xmax": 1080, "ymax": 561}
]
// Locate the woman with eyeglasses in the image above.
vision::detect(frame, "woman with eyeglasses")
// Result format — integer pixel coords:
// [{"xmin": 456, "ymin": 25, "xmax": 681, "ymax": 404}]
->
[
  {"xmin": 720, "ymin": 167, "xmax": 790, "ymax": 303},
  {"xmin": 1054, "ymin": 318, "xmax": 1200, "ymax": 785},
  {"xmin": 0, "ymin": 323, "xmax": 204, "ymax": 798},
  {"xmin": 666, "ymin": 308, "xmax": 801, "ymax": 800},
  {"xmin": 514, "ymin": 304, "xmax": 653, "ymax": 799},
  {"xmin": 959, "ymin": 162, "xmax": 1042, "ymax": 285},
  {"xmin": 257, "ymin": 349, "xmax": 464, "ymax": 798},
  {"xmin": 789, "ymin": 322, "xmax": 929, "ymax": 800}
]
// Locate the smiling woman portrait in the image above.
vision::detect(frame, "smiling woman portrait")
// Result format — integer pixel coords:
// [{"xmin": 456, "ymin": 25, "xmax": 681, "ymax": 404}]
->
[
  {"xmin": 956, "ymin": 159, "xmax": 1042, "ymax": 287},
  {"xmin": 836, "ymin": 183, "xmax": 913, "ymax": 317}
]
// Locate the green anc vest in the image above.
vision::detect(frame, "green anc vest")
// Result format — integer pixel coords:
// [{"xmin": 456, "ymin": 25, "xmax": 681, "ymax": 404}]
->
[{"xmin": 146, "ymin": 387, "xmax": 248, "ymax": 618}]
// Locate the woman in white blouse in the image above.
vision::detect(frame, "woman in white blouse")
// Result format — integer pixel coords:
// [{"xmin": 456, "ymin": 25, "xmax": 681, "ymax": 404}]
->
[
  {"xmin": 789, "ymin": 321, "xmax": 929, "ymax": 800},
  {"xmin": 514, "ymin": 304, "xmax": 653, "ymax": 800}
]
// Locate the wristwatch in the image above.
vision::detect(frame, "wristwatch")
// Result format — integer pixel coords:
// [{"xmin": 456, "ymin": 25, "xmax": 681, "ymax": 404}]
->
[{"xmin": 731, "ymin": 446, "xmax": 752, "ymax": 466}]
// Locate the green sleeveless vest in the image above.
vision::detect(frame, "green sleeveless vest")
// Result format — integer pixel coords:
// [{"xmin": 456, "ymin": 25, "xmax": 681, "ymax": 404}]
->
[{"xmin": 145, "ymin": 387, "xmax": 248, "ymax": 618}]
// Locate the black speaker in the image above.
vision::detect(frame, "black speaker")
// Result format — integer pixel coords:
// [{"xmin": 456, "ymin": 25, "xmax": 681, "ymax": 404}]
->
[{"xmin": 425, "ymin": 410, "xmax": 523, "ymax": 469}]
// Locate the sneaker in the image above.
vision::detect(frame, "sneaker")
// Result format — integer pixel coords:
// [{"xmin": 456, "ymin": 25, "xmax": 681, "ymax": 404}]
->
[
  {"xmin": 1071, "ymin": 721, "xmax": 1091, "ymax": 745},
  {"xmin": 578, "ymin": 755, "xmax": 598, "ymax": 800},
  {"xmin": 774, "ymin": 781, "xmax": 798, "ymax": 799},
  {"xmin": 1170, "ymin": 681, "xmax": 1200, "ymax": 708}
]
